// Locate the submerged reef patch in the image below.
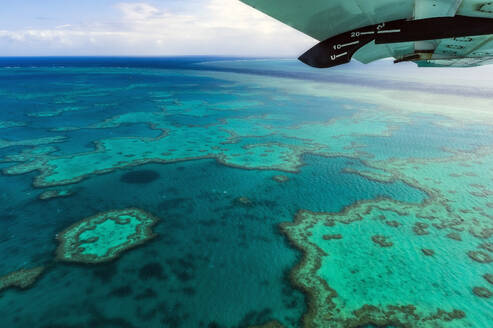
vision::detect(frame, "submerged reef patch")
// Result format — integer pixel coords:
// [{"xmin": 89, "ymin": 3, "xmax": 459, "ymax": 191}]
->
[
  {"xmin": 322, "ymin": 234, "xmax": 343, "ymax": 241},
  {"xmin": 467, "ymin": 251, "xmax": 492, "ymax": 264},
  {"xmin": 39, "ymin": 188, "xmax": 75, "ymax": 200},
  {"xmin": 0, "ymin": 136, "xmax": 66, "ymax": 150},
  {"xmin": 138, "ymin": 262, "xmax": 166, "ymax": 281},
  {"xmin": 412, "ymin": 222, "xmax": 429, "ymax": 236},
  {"xmin": 248, "ymin": 321, "xmax": 284, "ymax": 328},
  {"xmin": 27, "ymin": 106, "xmax": 84, "ymax": 118},
  {"xmin": 479, "ymin": 242, "xmax": 493, "ymax": 253},
  {"xmin": 421, "ymin": 248, "xmax": 435, "ymax": 256},
  {"xmin": 484, "ymin": 273, "xmax": 493, "ymax": 285},
  {"xmin": 384, "ymin": 220, "xmax": 400, "ymax": 228},
  {"xmin": 0, "ymin": 266, "xmax": 45, "ymax": 293},
  {"xmin": 56, "ymin": 208, "xmax": 159, "ymax": 264},
  {"xmin": 235, "ymin": 196, "xmax": 254, "ymax": 207},
  {"xmin": 472, "ymin": 287, "xmax": 492, "ymax": 298},
  {"xmin": 0, "ymin": 121, "xmax": 25, "ymax": 129},
  {"xmin": 272, "ymin": 175, "xmax": 289, "ymax": 183},
  {"xmin": 371, "ymin": 235, "xmax": 393, "ymax": 248},
  {"xmin": 446, "ymin": 232, "xmax": 462, "ymax": 241}
]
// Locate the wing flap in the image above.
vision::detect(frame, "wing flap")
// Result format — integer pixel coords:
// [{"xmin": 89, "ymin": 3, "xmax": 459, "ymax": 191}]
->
[
  {"xmin": 419, "ymin": 34, "xmax": 493, "ymax": 66},
  {"xmin": 433, "ymin": 35, "xmax": 493, "ymax": 58},
  {"xmin": 354, "ymin": 42, "xmax": 414, "ymax": 64},
  {"xmin": 418, "ymin": 56, "xmax": 493, "ymax": 67}
]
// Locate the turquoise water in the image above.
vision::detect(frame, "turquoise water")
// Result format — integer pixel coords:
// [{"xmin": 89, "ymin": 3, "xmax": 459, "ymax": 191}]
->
[
  {"xmin": 0, "ymin": 154, "xmax": 424, "ymax": 327},
  {"xmin": 357, "ymin": 114, "xmax": 493, "ymax": 160},
  {"xmin": 0, "ymin": 58, "xmax": 491, "ymax": 328}
]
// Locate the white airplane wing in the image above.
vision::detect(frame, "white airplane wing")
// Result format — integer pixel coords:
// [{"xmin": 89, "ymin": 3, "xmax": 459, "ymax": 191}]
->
[{"xmin": 240, "ymin": 0, "xmax": 493, "ymax": 68}]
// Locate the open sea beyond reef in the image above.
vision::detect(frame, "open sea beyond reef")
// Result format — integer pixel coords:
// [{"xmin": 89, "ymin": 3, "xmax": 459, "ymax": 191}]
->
[{"xmin": 0, "ymin": 57, "xmax": 492, "ymax": 328}]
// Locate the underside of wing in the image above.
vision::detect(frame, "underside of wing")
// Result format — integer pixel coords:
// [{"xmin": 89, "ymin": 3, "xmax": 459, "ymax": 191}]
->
[
  {"xmin": 417, "ymin": 34, "xmax": 493, "ymax": 67},
  {"xmin": 240, "ymin": 0, "xmax": 493, "ymax": 68},
  {"xmin": 240, "ymin": 0, "xmax": 415, "ymax": 41}
]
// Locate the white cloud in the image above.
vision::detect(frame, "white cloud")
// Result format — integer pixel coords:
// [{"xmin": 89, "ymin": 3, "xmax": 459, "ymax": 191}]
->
[
  {"xmin": 55, "ymin": 24, "xmax": 73, "ymax": 29},
  {"xmin": 0, "ymin": 0, "xmax": 315, "ymax": 56},
  {"xmin": 118, "ymin": 2, "xmax": 161, "ymax": 20}
]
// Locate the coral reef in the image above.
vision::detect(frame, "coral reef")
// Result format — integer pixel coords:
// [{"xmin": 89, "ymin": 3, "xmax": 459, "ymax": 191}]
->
[
  {"xmin": 56, "ymin": 208, "xmax": 159, "ymax": 264},
  {"xmin": 371, "ymin": 235, "xmax": 393, "ymax": 248},
  {"xmin": 0, "ymin": 136, "xmax": 66, "ymax": 150},
  {"xmin": 412, "ymin": 222, "xmax": 429, "ymax": 236},
  {"xmin": 421, "ymin": 249, "xmax": 435, "ymax": 256},
  {"xmin": 385, "ymin": 220, "xmax": 400, "ymax": 228},
  {"xmin": 272, "ymin": 175, "xmax": 289, "ymax": 183},
  {"xmin": 0, "ymin": 121, "xmax": 25, "ymax": 129},
  {"xmin": 235, "ymin": 196, "xmax": 254, "ymax": 207},
  {"xmin": 1, "ymin": 108, "xmax": 395, "ymax": 187},
  {"xmin": 0, "ymin": 266, "xmax": 45, "ymax": 293},
  {"xmin": 248, "ymin": 320, "xmax": 284, "ymax": 328},
  {"xmin": 446, "ymin": 232, "xmax": 462, "ymax": 241},
  {"xmin": 472, "ymin": 287, "xmax": 492, "ymax": 298},
  {"xmin": 279, "ymin": 195, "xmax": 488, "ymax": 327},
  {"xmin": 39, "ymin": 188, "xmax": 75, "ymax": 200},
  {"xmin": 479, "ymin": 242, "xmax": 493, "ymax": 253},
  {"xmin": 467, "ymin": 251, "xmax": 492, "ymax": 264},
  {"xmin": 322, "ymin": 234, "xmax": 342, "ymax": 240},
  {"xmin": 27, "ymin": 106, "xmax": 84, "ymax": 118}
]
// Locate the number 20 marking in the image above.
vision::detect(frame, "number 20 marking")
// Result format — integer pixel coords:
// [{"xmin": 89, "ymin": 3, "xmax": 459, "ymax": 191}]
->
[{"xmin": 351, "ymin": 32, "xmax": 360, "ymax": 38}]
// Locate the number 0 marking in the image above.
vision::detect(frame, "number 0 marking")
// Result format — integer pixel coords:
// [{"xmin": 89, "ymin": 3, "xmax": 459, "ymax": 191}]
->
[{"xmin": 330, "ymin": 52, "xmax": 348, "ymax": 60}]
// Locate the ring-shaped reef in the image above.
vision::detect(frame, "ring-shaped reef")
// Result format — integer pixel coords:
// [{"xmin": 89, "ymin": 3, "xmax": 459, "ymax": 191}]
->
[{"xmin": 56, "ymin": 208, "xmax": 159, "ymax": 264}]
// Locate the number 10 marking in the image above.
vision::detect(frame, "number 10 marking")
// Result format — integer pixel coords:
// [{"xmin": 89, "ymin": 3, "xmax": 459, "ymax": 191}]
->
[{"xmin": 333, "ymin": 41, "xmax": 359, "ymax": 50}]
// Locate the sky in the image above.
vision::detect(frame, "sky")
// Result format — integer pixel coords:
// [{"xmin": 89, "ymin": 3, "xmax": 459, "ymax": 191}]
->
[{"xmin": 0, "ymin": 0, "xmax": 315, "ymax": 56}]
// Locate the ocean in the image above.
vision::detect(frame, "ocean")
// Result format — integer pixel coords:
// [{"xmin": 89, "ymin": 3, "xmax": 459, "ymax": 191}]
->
[{"xmin": 0, "ymin": 57, "xmax": 491, "ymax": 327}]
